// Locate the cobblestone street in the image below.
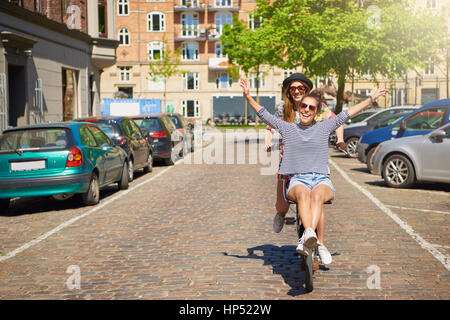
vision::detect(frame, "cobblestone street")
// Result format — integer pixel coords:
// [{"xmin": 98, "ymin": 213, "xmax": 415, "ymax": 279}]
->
[{"xmin": 0, "ymin": 132, "xmax": 449, "ymax": 300}]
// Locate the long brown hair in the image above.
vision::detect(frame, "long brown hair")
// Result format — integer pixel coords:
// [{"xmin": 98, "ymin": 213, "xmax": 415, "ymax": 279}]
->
[{"xmin": 283, "ymin": 81, "xmax": 312, "ymax": 123}]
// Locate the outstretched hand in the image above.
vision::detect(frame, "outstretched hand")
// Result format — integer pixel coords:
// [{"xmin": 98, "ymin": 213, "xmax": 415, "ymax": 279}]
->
[
  {"xmin": 372, "ymin": 88, "xmax": 390, "ymax": 101},
  {"xmin": 240, "ymin": 78, "xmax": 250, "ymax": 97}
]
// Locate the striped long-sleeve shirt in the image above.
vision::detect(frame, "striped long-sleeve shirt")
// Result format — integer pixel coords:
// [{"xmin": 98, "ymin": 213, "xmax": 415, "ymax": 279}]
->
[{"xmin": 257, "ymin": 107, "xmax": 350, "ymax": 175}]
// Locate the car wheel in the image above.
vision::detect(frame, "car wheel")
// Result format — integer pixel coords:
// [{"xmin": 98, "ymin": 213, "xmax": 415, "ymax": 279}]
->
[
  {"xmin": 82, "ymin": 173, "xmax": 100, "ymax": 206},
  {"xmin": 382, "ymin": 154, "xmax": 415, "ymax": 188},
  {"xmin": 118, "ymin": 161, "xmax": 129, "ymax": 190},
  {"xmin": 366, "ymin": 147, "xmax": 377, "ymax": 174},
  {"xmin": 128, "ymin": 159, "xmax": 134, "ymax": 182},
  {"xmin": 345, "ymin": 137, "xmax": 359, "ymax": 158},
  {"xmin": 0, "ymin": 198, "xmax": 10, "ymax": 212},
  {"xmin": 143, "ymin": 152, "xmax": 153, "ymax": 173}
]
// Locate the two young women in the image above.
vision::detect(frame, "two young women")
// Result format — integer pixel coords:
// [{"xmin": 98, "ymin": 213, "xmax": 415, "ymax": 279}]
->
[
  {"xmin": 264, "ymin": 73, "xmax": 344, "ymax": 265},
  {"xmin": 240, "ymin": 77, "xmax": 388, "ymax": 260}
]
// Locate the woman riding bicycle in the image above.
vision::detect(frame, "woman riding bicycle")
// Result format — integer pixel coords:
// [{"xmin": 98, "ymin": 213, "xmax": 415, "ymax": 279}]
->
[
  {"xmin": 265, "ymin": 73, "xmax": 346, "ymax": 264},
  {"xmin": 240, "ymin": 78, "xmax": 388, "ymax": 257}
]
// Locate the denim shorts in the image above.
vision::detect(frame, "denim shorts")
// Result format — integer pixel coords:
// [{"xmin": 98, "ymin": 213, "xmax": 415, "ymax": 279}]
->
[{"xmin": 286, "ymin": 172, "xmax": 336, "ymax": 196}]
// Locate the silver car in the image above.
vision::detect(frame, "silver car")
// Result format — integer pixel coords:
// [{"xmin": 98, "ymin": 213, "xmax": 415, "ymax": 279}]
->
[{"xmin": 372, "ymin": 123, "xmax": 450, "ymax": 188}]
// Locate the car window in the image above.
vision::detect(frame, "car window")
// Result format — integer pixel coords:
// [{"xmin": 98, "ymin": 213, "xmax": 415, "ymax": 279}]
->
[
  {"xmin": 88, "ymin": 126, "xmax": 111, "ymax": 147},
  {"xmin": 79, "ymin": 125, "xmax": 97, "ymax": 147},
  {"xmin": 95, "ymin": 122, "xmax": 118, "ymax": 138},
  {"xmin": 163, "ymin": 116, "xmax": 176, "ymax": 132},
  {"xmin": 348, "ymin": 112, "xmax": 376, "ymax": 123},
  {"xmin": 130, "ymin": 120, "xmax": 143, "ymax": 139},
  {"xmin": 445, "ymin": 126, "xmax": 450, "ymax": 139},
  {"xmin": 135, "ymin": 118, "xmax": 161, "ymax": 131},
  {"xmin": 120, "ymin": 119, "xmax": 134, "ymax": 138},
  {"xmin": 404, "ymin": 108, "xmax": 445, "ymax": 131},
  {"xmin": 169, "ymin": 115, "xmax": 183, "ymax": 129},
  {"xmin": 0, "ymin": 128, "xmax": 70, "ymax": 153}
]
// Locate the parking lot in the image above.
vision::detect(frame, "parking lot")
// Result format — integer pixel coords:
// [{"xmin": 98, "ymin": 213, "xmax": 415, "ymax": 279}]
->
[{"xmin": 0, "ymin": 134, "xmax": 448, "ymax": 299}]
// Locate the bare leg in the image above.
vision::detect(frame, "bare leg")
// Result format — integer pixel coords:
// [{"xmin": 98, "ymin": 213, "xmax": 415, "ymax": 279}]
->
[
  {"xmin": 310, "ymin": 185, "xmax": 334, "ymax": 231},
  {"xmin": 275, "ymin": 177, "xmax": 289, "ymax": 217},
  {"xmin": 288, "ymin": 184, "xmax": 312, "ymax": 229},
  {"xmin": 317, "ymin": 207, "xmax": 325, "ymax": 245}
]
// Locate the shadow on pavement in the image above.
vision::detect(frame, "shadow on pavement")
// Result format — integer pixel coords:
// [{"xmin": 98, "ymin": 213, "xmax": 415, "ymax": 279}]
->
[{"xmin": 223, "ymin": 244, "xmax": 316, "ymax": 297}]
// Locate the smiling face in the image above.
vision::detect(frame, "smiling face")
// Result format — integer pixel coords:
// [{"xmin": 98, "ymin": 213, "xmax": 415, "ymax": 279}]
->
[
  {"xmin": 298, "ymin": 96, "xmax": 319, "ymax": 126},
  {"xmin": 287, "ymin": 81, "xmax": 308, "ymax": 105}
]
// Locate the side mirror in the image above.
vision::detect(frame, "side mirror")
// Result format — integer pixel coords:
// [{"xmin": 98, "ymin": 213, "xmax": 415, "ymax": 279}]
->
[
  {"xmin": 430, "ymin": 130, "xmax": 446, "ymax": 142},
  {"xmin": 111, "ymin": 136, "xmax": 125, "ymax": 147}
]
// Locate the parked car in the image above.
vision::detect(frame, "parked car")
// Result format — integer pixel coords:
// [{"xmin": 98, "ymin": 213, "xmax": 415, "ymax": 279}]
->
[
  {"xmin": 344, "ymin": 106, "xmax": 419, "ymax": 156},
  {"xmin": 0, "ymin": 122, "xmax": 129, "ymax": 212},
  {"xmin": 167, "ymin": 112, "xmax": 195, "ymax": 153},
  {"xmin": 131, "ymin": 113, "xmax": 183, "ymax": 166},
  {"xmin": 345, "ymin": 109, "xmax": 381, "ymax": 125},
  {"xmin": 371, "ymin": 122, "xmax": 450, "ymax": 188},
  {"xmin": 74, "ymin": 116, "xmax": 152, "ymax": 182},
  {"xmin": 357, "ymin": 99, "xmax": 450, "ymax": 172},
  {"xmin": 343, "ymin": 112, "xmax": 412, "ymax": 158}
]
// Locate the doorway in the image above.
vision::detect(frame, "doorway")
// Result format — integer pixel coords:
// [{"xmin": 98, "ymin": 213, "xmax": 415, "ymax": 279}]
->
[{"xmin": 7, "ymin": 64, "xmax": 26, "ymax": 127}]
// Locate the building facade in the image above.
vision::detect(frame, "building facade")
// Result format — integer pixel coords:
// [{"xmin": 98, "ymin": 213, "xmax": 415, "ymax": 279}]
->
[{"xmin": 0, "ymin": 0, "xmax": 118, "ymax": 132}]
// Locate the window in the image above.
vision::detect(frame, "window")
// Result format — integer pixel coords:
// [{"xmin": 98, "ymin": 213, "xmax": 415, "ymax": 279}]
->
[
  {"xmin": 215, "ymin": 42, "xmax": 223, "ymax": 57},
  {"xmin": 403, "ymin": 108, "xmax": 445, "ymax": 131},
  {"xmin": 118, "ymin": 0, "xmax": 129, "ymax": 16},
  {"xmin": 426, "ymin": 0, "xmax": 437, "ymax": 9},
  {"xmin": 283, "ymin": 70, "xmax": 294, "ymax": 79},
  {"xmin": 248, "ymin": 13, "xmax": 262, "ymax": 30},
  {"xmin": 147, "ymin": 12, "xmax": 165, "ymax": 32},
  {"xmin": 79, "ymin": 126, "xmax": 97, "ymax": 147},
  {"xmin": 356, "ymin": 89, "xmax": 371, "ymax": 98},
  {"xmin": 98, "ymin": 0, "xmax": 107, "ymax": 37},
  {"xmin": 117, "ymin": 87, "xmax": 133, "ymax": 98},
  {"xmin": 119, "ymin": 66, "xmax": 131, "ymax": 82},
  {"xmin": 148, "ymin": 41, "xmax": 164, "ymax": 61},
  {"xmin": 181, "ymin": 13, "xmax": 199, "ymax": 37},
  {"xmin": 215, "ymin": 0, "xmax": 232, "ymax": 7},
  {"xmin": 148, "ymin": 74, "xmax": 165, "ymax": 91},
  {"xmin": 182, "ymin": 0, "xmax": 199, "ymax": 7},
  {"xmin": 182, "ymin": 42, "xmax": 199, "ymax": 61},
  {"xmin": 215, "ymin": 13, "xmax": 232, "ymax": 35},
  {"xmin": 182, "ymin": 100, "xmax": 200, "ymax": 118},
  {"xmin": 249, "ymin": 72, "xmax": 265, "ymax": 89},
  {"xmin": 183, "ymin": 72, "xmax": 199, "ymax": 90},
  {"xmin": 88, "ymin": 125, "xmax": 111, "ymax": 147},
  {"xmin": 118, "ymin": 28, "xmax": 130, "ymax": 46},
  {"xmin": 425, "ymin": 57, "xmax": 435, "ymax": 75},
  {"xmin": 216, "ymin": 73, "xmax": 232, "ymax": 89}
]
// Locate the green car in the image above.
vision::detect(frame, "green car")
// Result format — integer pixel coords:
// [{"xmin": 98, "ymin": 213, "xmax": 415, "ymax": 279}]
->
[{"xmin": 0, "ymin": 122, "xmax": 129, "ymax": 212}]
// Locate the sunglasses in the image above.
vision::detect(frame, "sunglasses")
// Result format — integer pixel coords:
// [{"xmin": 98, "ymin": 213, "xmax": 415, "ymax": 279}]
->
[
  {"xmin": 300, "ymin": 103, "xmax": 317, "ymax": 112},
  {"xmin": 289, "ymin": 85, "xmax": 306, "ymax": 93}
]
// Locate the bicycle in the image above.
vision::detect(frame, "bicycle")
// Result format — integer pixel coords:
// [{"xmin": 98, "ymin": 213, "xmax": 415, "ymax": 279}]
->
[{"xmin": 282, "ymin": 177, "xmax": 332, "ymax": 292}]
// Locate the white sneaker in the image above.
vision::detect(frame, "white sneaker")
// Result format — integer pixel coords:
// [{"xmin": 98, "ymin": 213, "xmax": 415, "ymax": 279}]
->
[
  {"xmin": 318, "ymin": 245, "xmax": 332, "ymax": 265},
  {"xmin": 273, "ymin": 213, "xmax": 284, "ymax": 233},
  {"xmin": 303, "ymin": 228, "xmax": 319, "ymax": 248},
  {"xmin": 296, "ymin": 236, "xmax": 312, "ymax": 256}
]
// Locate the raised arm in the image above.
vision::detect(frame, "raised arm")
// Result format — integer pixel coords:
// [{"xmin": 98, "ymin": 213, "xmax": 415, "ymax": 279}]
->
[
  {"xmin": 240, "ymin": 78, "xmax": 263, "ymax": 113},
  {"xmin": 347, "ymin": 88, "xmax": 390, "ymax": 117}
]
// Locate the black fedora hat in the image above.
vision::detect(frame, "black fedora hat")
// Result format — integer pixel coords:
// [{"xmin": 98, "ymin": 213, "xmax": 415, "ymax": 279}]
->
[{"xmin": 282, "ymin": 73, "xmax": 313, "ymax": 92}]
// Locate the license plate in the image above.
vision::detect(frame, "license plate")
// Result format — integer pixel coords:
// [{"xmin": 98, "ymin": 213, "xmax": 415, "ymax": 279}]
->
[{"xmin": 11, "ymin": 160, "xmax": 46, "ymax": 172}]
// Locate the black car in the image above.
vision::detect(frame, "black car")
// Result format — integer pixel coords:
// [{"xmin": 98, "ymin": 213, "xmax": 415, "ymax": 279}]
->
[
  {"xmin": 167, "ymin": 113, "xmax": 195, "ymax": 153},
  {"xmin": 74, "ymin": 116, "xmax": 153, "ymax": 181},
  {"xmin": 131, "ymin": 113, "xmax": 183, "ymax": 166}
]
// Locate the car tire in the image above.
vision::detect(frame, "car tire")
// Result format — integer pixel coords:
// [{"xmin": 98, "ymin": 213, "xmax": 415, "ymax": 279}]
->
[
  {"xmin": 82, "ymin": 173, "xmax": 100, "ymax": 206},
  {"xmin": 366, "ymin": 147, "xmax": 377, "ymax": 174},
  {"xmin": 143, "ymin": 152, "xmax": 153, "ymax": 173},
  {"xmin": 127, "ymin": 158, "xmax": 134, "ymax": 182},
  {"xmin": 382, "ymin": 154, "xmax": 415, "ymax": 188},
  {"xmin": 118, "ymin": 161, "xmax": 129, "ymax": 190},
  {"xmin": 345, "ymin": 137, "xmax": 359, "ymax": 158},
  {"xmin": 0, "ymin": 198, "xmax": 10, "ymax": 213}
]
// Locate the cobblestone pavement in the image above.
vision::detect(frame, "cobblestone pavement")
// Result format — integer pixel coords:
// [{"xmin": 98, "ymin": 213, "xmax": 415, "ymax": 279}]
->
[{"xmin": 0, "ymin": 130, "xmax": 449, "ymax": 300}]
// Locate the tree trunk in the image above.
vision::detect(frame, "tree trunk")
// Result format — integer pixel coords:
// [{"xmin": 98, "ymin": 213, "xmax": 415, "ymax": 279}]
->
[{"xmin": 335, "ymin": 72, "xmax": 347, "ymax": 114}]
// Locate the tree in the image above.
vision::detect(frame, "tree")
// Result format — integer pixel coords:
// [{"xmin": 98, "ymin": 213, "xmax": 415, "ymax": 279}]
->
[
  {"xmin": 255, "ymin": 0, "xmax": 447, "ymax": 113},
  {"xmin": 148, "ymin": 37, "xmax": 184, "ymax": 112},
  {"xmin": 221, "ymin": 13, "xmax": 278, "ymax": 124}
]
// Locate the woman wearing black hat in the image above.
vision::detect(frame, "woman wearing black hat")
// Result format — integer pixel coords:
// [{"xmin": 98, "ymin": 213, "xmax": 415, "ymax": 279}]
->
[{"xmin": 264, "ymin": 73, "xmax": 345, "ymax": 265}]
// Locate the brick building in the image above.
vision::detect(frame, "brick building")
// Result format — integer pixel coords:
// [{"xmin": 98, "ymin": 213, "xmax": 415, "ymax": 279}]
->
[{"xmin": 0, "ymin": 0, "xmax": 118, "ymax": 131}]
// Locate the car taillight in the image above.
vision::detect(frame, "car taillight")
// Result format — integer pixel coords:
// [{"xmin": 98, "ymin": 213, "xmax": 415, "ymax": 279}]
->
[
  {"xmin": 66, "ymin": 146, "xmax": 83, "ymax": 167},
  {"xmin": 150, "ymin": 131, "xmax": 167, "ymax": 138}
]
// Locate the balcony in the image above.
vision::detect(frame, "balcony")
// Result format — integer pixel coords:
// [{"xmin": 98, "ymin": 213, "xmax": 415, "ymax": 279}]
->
[
  {"xmin": 174, "ymin": 25, "xmax": 208, "ymax": 41},
  {"xmin": 91, "ymin": 37, "xmax": 119, "ymax": 69},
  {"xmin": 174, "ymin": 0, "xmax": 206, "ymax": 12},
  {"xmin": 208, "ymin": 0, "xmax": 240, "ymax": 12}
]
